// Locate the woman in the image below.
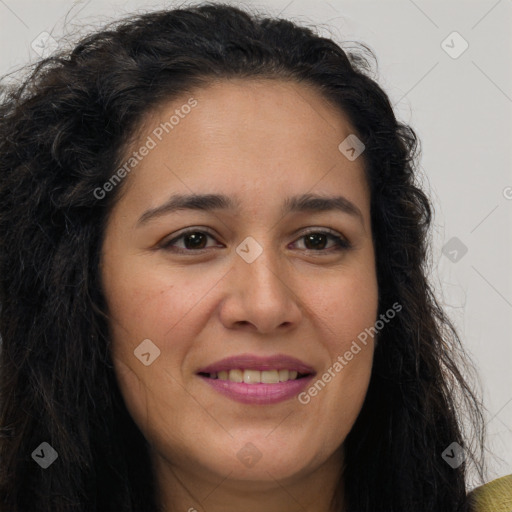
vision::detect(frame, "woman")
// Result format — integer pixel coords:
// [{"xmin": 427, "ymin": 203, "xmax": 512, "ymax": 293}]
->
[{"xmin": 0, "ymin": 3, "xmax": 507, "ymax": 511}]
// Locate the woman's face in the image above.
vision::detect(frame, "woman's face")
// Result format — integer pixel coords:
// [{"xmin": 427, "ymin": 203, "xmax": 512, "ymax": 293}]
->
[{"xmin": 101, "ymin": 79, "xmax": 378, "ymax": 489}]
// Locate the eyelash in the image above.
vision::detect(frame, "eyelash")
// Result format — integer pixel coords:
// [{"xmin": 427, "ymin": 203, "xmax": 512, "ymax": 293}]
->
[{"xmin": 158, "ymin": 228, "xmax": 352, "ymax": 254}]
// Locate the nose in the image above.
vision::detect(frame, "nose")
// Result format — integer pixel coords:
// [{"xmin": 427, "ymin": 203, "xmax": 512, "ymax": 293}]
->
[{"xmin": 218, "ymin": 240, "xmax": 303, "ymax": 334}]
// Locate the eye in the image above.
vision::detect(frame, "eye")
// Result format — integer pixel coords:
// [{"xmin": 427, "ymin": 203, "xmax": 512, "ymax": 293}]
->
[
  {"xmin": 159, "ymin": 229, "xmax": 219, "ymax": 252},
  {"xmin": 158, "ymin": 228, "xmax": 351, "ymax": 254},
  {"xmin": 292, "ymin": 229, "xmax": 352, "ymax": 252}
]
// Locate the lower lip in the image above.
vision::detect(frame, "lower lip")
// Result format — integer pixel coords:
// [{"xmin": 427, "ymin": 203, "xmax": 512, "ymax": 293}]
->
[{"xmin": 198, "ymin": 374, "xmax": 315, "ymax": 404}]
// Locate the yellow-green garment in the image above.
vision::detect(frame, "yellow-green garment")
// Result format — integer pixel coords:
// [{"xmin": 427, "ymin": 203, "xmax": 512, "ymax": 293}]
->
[{"xmin": 468, "ymin": 474, "xmax": 512, "ymax": 512}]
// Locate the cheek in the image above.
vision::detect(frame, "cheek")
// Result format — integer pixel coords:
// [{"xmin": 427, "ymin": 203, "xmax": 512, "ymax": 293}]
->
[
  {"xmin": 106, "ymin": 276, "xmax": 191, "ymax": 446},
  {"xmin": 297, "ymin": 265, "xmax": 378, "ymax": 423},
  {"xmin": 306, "ymin": 263, "xmax": 379, "ymax": 341},
  {"xmin": 103, "ymin": 258, "xmax": 227, "ymax": 419},
  {"xmin": 103, "ymin": 259, "xmax": 215, "ymax": 343}
]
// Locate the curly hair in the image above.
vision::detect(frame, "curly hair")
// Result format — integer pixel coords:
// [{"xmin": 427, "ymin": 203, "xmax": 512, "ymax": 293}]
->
[{"xmin": 0, "ymin": 2, "xmax": 486, "ymax": 511}]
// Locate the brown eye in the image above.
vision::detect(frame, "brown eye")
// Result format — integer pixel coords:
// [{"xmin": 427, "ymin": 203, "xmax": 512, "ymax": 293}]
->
[
  {"xmin": 177, "ymin": 231, "xmax": 209, "ymax": 250},
  {"xmin": 292, "ymin": 230, "xmax": 351, "ymax": 253},
  {"xmin": 160, "ymin": 230, "xmax": 218, "ymax": 252}
]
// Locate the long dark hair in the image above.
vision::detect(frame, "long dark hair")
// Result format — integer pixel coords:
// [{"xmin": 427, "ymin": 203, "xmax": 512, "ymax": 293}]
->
[{"xmin": 0, "ymin": 3, "xmax": 486, "ymax": 511}]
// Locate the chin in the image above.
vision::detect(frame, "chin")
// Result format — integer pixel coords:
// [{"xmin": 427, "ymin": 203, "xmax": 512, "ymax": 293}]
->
[{"xmin": 210, "ymin": 455, "xmax": 306, "ymax": 483}]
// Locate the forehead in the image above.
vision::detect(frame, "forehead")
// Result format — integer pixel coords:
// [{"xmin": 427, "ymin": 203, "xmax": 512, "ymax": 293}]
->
[
  {"xmin": 142, "ymin": 78, "xmax": 358, "ymax": 154},
  {"xmin": 115, "ymin": 78, "xmax": 370, "ymax": 223}
]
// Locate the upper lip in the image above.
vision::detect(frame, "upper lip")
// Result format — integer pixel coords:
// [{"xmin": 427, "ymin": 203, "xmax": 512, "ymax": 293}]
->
[{"xmin": 197, "ymin": 353, "xmax": 316, "ymax": 374}]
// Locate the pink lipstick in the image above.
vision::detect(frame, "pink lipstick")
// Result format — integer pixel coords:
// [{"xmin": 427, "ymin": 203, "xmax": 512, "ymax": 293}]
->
[{"xmin": 196, "ymin": 353, "xmax": 316, "ymax": 405}]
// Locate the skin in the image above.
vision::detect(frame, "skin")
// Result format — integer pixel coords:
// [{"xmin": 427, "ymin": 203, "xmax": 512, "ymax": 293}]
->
[{"xmin": 100, "ymin": 78, "xmax": 379, "ymax": 512}]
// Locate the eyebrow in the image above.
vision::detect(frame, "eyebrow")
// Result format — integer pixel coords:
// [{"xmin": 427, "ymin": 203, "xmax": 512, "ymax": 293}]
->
[{"xmin": 136, "ymin": 192, "xmax": 364, "ymax": 227}]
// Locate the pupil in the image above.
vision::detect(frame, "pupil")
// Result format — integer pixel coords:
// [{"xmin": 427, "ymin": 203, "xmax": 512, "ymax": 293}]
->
[
  {"xmin": 305, "ymin": 233, "xmax": 326, "ymax": 250},
  {"xmin": 185, "ymin": 232, "xmax": 206, "ymax": 249}
]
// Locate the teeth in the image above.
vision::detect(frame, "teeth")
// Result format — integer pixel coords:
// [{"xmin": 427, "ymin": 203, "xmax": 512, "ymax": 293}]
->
[
  {"xmin": 243, "ymin": 369, "xmax": 261, "ymax": 383},
  {"xmin": 228, "ymin": 369, "xmax": 243, "ymax": 382},
  {"xmin": 208, "ymin": 369, "xmax": 302, "ymax": 383},
  {"xmin": 261, "ymin": 370, "xmax": 279, "ymax": 384}
]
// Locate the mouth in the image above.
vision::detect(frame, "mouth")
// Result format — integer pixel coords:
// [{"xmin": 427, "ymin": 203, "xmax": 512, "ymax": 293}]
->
[
  {"xmin": 196, "ymin": 354, "xmax": 316, "ymax": 404},
  {"xmin": 198, "ymin": 369, "xmax": 311, "ymax": 383}
]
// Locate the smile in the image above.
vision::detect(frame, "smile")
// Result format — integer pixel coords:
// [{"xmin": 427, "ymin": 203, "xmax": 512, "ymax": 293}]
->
[
  {"xmin": 200, "ymin": 369, "xmax": 306, "ymax": 383},
  {"xmin": 196, "ymin": 353, "xmax": 316, "ymax": 404}
]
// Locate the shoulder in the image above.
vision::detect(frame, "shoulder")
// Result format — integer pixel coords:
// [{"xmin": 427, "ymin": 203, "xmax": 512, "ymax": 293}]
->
[{"xmin": 468, "ymin": 474, "xmax": 512, "ymax": 512}]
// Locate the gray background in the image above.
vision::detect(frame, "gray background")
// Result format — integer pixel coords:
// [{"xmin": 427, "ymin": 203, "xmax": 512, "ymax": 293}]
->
[{"xmin": 1, "ymin": 0, "xmax": 510, "ymax": 484}]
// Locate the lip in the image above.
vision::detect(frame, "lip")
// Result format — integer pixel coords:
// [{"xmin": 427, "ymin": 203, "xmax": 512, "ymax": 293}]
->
[
  {"xmin": 199, "ymin": 374, "xmax": 316, "ymax": 404},
  {"xmin": 196, "ymin": 353, "xmax": 316, "ymax": 405},
  {"xmin": 196, "ymin": 353, "xmax": 316, "ymax": 374}
]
